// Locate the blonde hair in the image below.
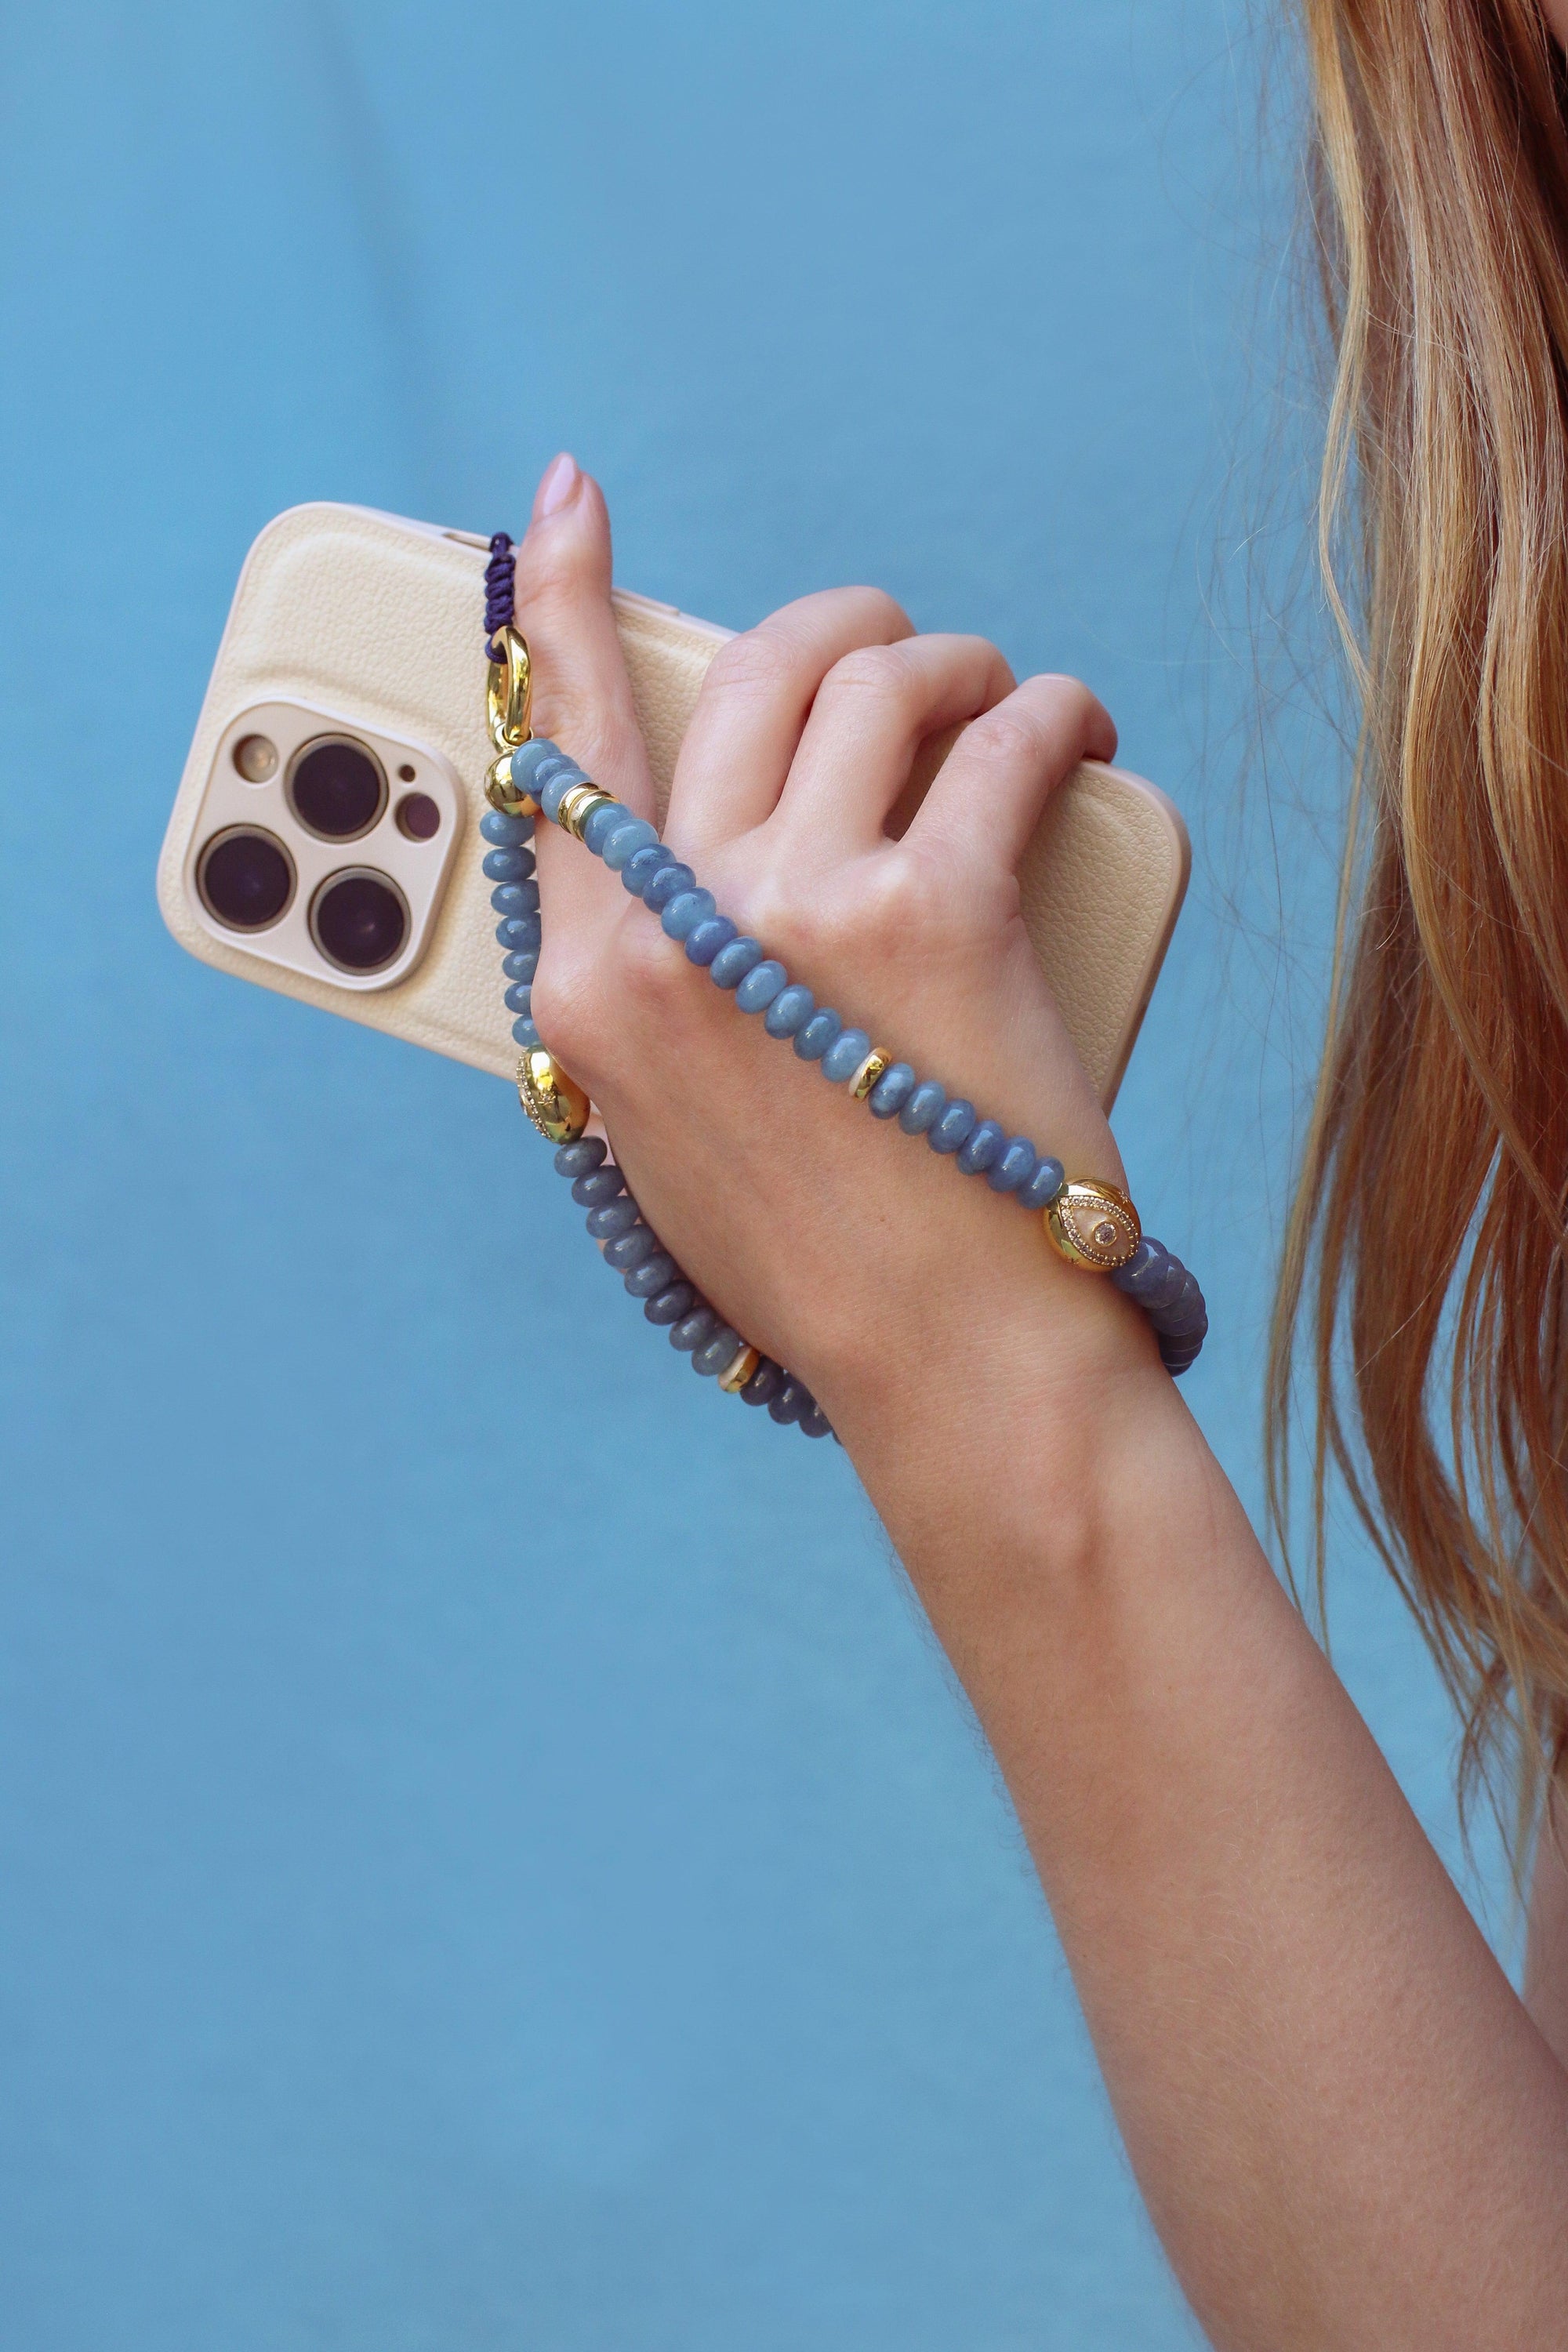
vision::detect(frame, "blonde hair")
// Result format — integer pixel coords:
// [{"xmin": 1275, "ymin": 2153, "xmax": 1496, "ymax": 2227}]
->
[{"xmin": 1272, "ymin": 0, "xmax": 1568, "ymax": 1842}]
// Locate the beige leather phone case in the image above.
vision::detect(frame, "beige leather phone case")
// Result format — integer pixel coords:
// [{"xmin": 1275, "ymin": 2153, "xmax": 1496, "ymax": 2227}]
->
[{"xmin": 158, "ymin": 503, "xmax": 1189, "ymax": 1109}]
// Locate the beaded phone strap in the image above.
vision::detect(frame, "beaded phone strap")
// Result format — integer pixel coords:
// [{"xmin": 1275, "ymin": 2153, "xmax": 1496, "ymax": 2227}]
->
[{"xmin": 477, "ymin": 534, "xmax": 1207, "ymax": 1439}]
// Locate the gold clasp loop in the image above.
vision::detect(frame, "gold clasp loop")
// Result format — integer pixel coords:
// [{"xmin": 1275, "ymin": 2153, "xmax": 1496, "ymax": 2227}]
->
[{"xmin": 487, "ymin": 625, "xmax": 532, "ymax": 751}]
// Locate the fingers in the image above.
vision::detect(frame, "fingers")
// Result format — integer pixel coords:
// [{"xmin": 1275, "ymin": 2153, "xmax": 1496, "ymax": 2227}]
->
[
  {"xmin": 909, "ymin": 673, "xmax": 1118, "ymax": 879},
  {"xmin": 511, "ymin": 454, "xmax": 654, "ymax": 947},
  {"xmin": 662, "ymin": 586, "xmax": 913, "ymax": 855},
  {"xmin": 769, "ymin": 633, "xmax": 1015, "ymax": 851}
]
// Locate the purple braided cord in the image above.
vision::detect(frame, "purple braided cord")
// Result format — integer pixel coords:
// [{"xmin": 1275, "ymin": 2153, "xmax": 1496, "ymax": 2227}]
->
[{"xmin": 484, "ymin": 532, "xmax": 516, "ymax": 662}]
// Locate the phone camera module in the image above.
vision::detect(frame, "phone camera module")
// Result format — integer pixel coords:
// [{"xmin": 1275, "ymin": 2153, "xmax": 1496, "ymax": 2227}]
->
[
  {"xmin": 288, "ymin": 736, "xmax": 387, "ymax": 840},
  {"xmin": 198, "ymin": 827, "xmax": 296, "ymax": 931},
  {"xmin": 310, "ymin": 869, "xmax": 409, "ymax": 974}
]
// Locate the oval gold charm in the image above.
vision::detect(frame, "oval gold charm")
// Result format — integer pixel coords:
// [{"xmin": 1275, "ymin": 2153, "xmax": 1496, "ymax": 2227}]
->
[
  {"xmin": 517, "ymin": 1049, "xmax": 590, "ymax": 1145},
  {"xmin": 1044, "ymin": 1178, "xmax": 1141, "ymax": 1272},
  {"xmin": 487, "ymin": 625, "xmax": 533, "ymax": 751}
]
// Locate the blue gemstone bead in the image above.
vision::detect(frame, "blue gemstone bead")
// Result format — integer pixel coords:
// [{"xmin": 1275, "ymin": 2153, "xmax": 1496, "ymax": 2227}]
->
[
  {"xmin": 956, "ymin": 1118, "xmax": 1005, "ymax": 1174},
  {"xmin": 900, "ymin": 1080, "xmax": 946, "ymax": 1134},
  {"xmin": 868, "ymin": 1062, "xmax": 916, "ymax": 1119},
  {"xmin": 741, "ymin": 1357, "xmax": 783, "ymax": 1406},
  {"xmin": 481, "ymin": 808, "xmax": 535, "ymax": 848},
  {"xmin": 507, "ymin": 739, "xmax": 563, "ymax": 794},
  {"xmin": 603, "ymin": 817, "xmax": 659, "ymax": 870},
  {"xmin": 685, "ymin": 915, "xmax": 738, "ymax": 966},
  {"xmin": 710, "ymin": 935, "xmax": 764, "ymax": 989},
  {"xmin": 764, "ymin": 983, "xmax": 815, "ymax": 1038},
  {"xmin": 482, "ymin": 846, "xmax": 533, "ymax": 883},
  {"xmin": 794, "ymin": 1008, "xmax": 841, "ymax": 1062},
  {"xmin": 644, "ymin": 1284, "xmax": 695, "ymax": 1327},
  {"xmin": 504, "ymin": 982, "xmax": 532, "ymax": 1016},
  {"xmin": 741, "ymin": 1357, "xmax": 782, "ymax": 1406},
  {"xmin": 735, "ymin": 959, "xmax": 788, "ymax": 1013},
  {"xmin": 502, "ymin": 948, "xmax": 538, "ymax": 983},
  {"xmin": 987, "ymin": 1137, "xmax": 1037, "ymax": 1193},
  {"xmin": 605, "ymin": 1224, "xmax": 661, "ymax": 1272},
  {"xmin": 539, "ymin": 765, "xmax": 585, "ymax": 823},
  {"xmin": 1018, "ymin": 1157, "xmax": 1065, "ymax": 1210},
  {"xmin": 694, "ymin": 1327, "xmax": 742, "ymax": 1377},
  {"xmin": 496, "ymin": 914, "xmax": 541, "ymax": 953},
  {"xmin": 671, "ymin": 1305, "xmax": 718, "ymax": 1353},
  {"xmin": 929, "ymin": 1098, "xmax": 976, "ymax": 1154},
  {"xmin": 1152, "ymin": 1272, "xmax": 1206, "ymax": 1338},
  {"xmin": 1110, "ymin": 1238, "xmax": 1165, "ymax": 1297},
  {"xmin": 1138, "ymin": 1258, "xmax": 1189, "ymax": 1314},
  {"xmin": 643, "ymin": 862, "xmax": 696, "ymax": 913},
  {"xmin": 581, "ymin": 800, "xmax": 627, "ymax": 856},
  {"xmin": 622, "ymin": 842, "xmax": 675, "ymax": 897},
  {"xmin": 798, "ymin": 1406, "xmax": 832, "ymax": 1439},
  {"xmin": 512, "ymin": 1016, "xmax": 541, "ymax": 1050},
  {"xmin": 821, "ymin": 1026, "xmax": 870, "ymax": 1083},
  {"xmin": 571, "ymin": 1166, "xmax": 624, "ymax": 1207},
  {"xmin": 623, "ymin": 1250, "xmax": 679, "ymax": 1298},
  {"xmin": 554, "ymin": 1138, "xmax": 607, "ymax": 1178},
  {"xmin": 491, "ymin": 880, "xmax": 540, "ymax": 919},
  {"xmin": 768, "ymin": 1377, "xmax": 811, "ymax": 1425},
  {"xmin": 661, "ymin": 887, "xmax": 717, "ymax": 940},
  {"xmin": 587, "ymin": 1196, "xmax": 641, "ymax": 1240}
]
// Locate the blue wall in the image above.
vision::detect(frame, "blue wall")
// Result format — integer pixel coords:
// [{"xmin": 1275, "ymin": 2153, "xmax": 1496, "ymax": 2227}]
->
[{"xmin": 0, "ymin": 6, "xmax": 1501, "ymax": 2347}]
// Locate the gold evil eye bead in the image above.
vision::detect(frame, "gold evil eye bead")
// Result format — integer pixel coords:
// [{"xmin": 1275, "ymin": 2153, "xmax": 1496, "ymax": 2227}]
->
[
  {"xmin": 485, "ymin": 750, "xmax": 539, "ymax": 819},
  {"xmin": 517, "ymin": 1049, "xmax": 590, "ymax": 1146},
  {"xmin": 1045, "ymin": 1178, "xmax": 1142, "ymax": 1272}
]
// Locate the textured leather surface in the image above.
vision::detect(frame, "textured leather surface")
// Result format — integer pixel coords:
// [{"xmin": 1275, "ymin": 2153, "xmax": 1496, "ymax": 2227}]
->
[{"xmin": 158, "ymin": 504, "xmax": 1189, "ymax": 1109}]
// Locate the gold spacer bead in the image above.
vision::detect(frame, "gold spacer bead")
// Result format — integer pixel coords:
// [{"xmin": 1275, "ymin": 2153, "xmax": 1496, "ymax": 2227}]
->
[
  {"xmin": 485, "ymin": 750, "xmax": 539, "ymax": 819},
  {"xmin": 556, "ymin": 783, "xmax": 614, "ymax": 841},
  {"xmin": 1044, "ymin": 1178, "xmax": 1142, "ymax": 1272},
  {"xmin": 718, "ymin": 1343, "xmax": 760, "ymax": 1394},
  {"xmin": 849, "ymin": 1046, "xmax": 891, "ymax": 1102},
  {"xmin": 516, "ymin": 1049, "xmax": 590, "ymax": 1145}
]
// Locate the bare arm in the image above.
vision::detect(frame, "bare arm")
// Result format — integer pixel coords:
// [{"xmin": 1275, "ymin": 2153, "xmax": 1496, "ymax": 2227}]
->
[{"xmin": 515, "ymin": 453, "xmax": 1568, "ymax": 2352}]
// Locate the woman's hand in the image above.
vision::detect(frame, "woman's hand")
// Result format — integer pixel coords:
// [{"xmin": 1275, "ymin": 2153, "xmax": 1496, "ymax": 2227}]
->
[
  {"xmin": 508, "ymin": 452, "xmax": 1568, "ymax": 2351},
  {"xmin": 513, "ymin": 452, "xmax": 1166, "ymax": 1475}
]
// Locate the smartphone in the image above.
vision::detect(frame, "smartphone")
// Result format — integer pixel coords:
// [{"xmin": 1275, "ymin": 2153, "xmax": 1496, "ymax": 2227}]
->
[{"xmin": 158, "ymin": 503, "xmax": 1189, "ymax": 1109}]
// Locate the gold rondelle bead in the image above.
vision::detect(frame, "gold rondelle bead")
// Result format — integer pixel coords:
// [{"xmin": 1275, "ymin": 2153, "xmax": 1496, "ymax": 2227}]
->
[
  {"xmin": 849, "ymin": 1047, "xmax": 891, "ymax": 1102},
  {"xmin": 517, "ymin": 1049, "xmax": 590, "ymax": 1145},
  {"xmin": 1044, "ymin": 1178, "xmax": 1142, "ymax": 1272},
  {"xmin": 556, "ymin": 783, "xmax": 614, "ymax": 841},
  {"xmin": 718, "ymin": 1343, "xmax": 760, "ymax": 1394},
  {"xmin": 485, "ymin": 750, "xmax": 539, "ymax": 819}
]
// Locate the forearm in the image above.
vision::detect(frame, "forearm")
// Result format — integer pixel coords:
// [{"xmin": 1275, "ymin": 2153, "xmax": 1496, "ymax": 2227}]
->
[{"xmin": 841, "ymin": 1320, "xmax": 1568, "ymax": 2352}]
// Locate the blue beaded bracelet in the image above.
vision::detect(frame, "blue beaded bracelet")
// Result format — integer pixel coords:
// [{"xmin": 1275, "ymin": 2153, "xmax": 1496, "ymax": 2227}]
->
[{"xmin": 477, "ymin": 545, "xmax": 1207, "ymax": 1433}]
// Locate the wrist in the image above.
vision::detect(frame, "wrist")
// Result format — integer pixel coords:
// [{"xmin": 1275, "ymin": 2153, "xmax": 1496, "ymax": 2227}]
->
[{"xmin": 823, "ymin": 1266, "xmax": 1203, "ymax": 1616}]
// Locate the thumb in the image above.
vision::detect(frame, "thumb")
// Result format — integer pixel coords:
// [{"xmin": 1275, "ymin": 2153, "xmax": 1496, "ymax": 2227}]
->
[{"xmin": 512, "ymin": 453, "xmax": 654, "ymax": 822}]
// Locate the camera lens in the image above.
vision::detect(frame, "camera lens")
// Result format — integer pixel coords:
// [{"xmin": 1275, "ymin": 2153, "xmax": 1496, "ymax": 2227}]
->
[
  {"xmin": 197, "ymin": 827, "xmax": 295, "ymax": 930},
  {"xmin": 310, "ymin": 869, "xmax": 408, "ymax": 973},
  {"xmin": 288, "ymin": 737, "xmax": 387, "ymax": 840}
]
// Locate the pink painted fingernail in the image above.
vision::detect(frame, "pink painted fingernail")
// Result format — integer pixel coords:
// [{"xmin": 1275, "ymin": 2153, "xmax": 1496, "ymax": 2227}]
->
[{"xmin": 536, "ymin": 452, "xmax": 579, "ymax": 517}]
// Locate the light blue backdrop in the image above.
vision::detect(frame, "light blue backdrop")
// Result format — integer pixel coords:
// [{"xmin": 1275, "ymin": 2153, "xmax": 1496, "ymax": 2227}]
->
[{"xmin": 0, "ymin": 5, "xmax": 1502, "ymax": 2347}]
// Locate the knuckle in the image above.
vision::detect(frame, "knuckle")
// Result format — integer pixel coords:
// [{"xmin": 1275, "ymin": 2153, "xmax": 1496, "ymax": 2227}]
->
[
  {"xmin": 701, "ymin": 626, "xmax": 802, "ymax": 702},
  {"xmin": 964, "ymin": 699, "xmax": 1058, "ymax": 768},
  {"xmin": 845, "ymin": 585, "xmax": 913, "ymax": 638},
  {"xmin": 822, "ymin": 641, "xmax": 916, "ymax": 702}
]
